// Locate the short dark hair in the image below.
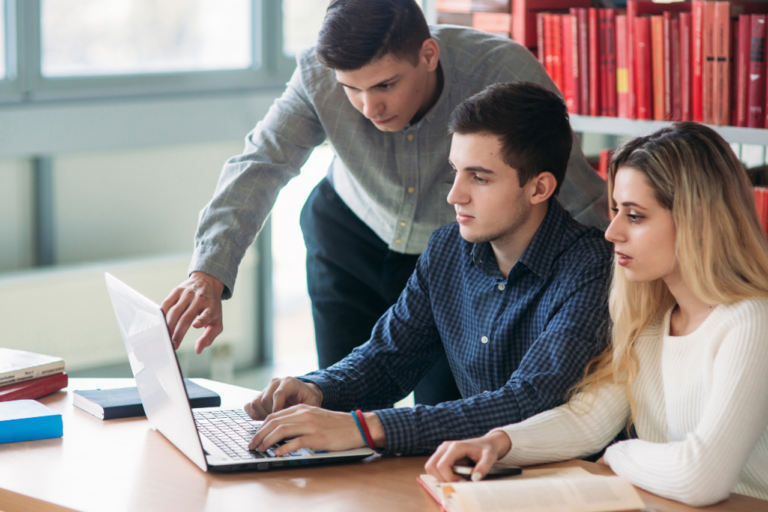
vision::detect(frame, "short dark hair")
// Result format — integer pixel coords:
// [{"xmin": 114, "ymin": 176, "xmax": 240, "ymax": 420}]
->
[
  {"xmin": 316, "ymin": 0, "xmax": 431, "ymax": 71},
  {"xmin": 448, "ymin": 82, "xmax": 573, "ymax": 194}
]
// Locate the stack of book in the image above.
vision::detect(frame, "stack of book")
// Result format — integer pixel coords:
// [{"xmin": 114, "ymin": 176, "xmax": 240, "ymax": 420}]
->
[{"xmin": 0, "ymin": 348, "xmax": 68, "ymax": 402}]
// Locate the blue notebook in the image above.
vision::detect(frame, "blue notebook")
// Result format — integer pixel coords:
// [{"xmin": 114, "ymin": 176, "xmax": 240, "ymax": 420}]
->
[
  {"xmin": 0, "ymin": 400, "xmax": 63, "ymax": 444},
  {"xmin": 73, "ymin": 379, "xmax": 221, "ymax": 420}
]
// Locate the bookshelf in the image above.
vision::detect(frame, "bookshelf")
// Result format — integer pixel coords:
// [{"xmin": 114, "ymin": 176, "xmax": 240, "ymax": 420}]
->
[{"xmin": 570, "ymin": 114, "xmax": 768, "ymax": 145}]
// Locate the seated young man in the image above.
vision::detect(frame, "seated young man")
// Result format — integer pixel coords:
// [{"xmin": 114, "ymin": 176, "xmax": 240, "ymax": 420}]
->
[{"xmin": 244, "ymin": 82, "xmax": 614, "ymax": 457}]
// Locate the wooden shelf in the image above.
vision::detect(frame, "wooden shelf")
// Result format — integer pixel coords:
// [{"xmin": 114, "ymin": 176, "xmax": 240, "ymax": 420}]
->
[{"xmin": 570, "ymin": 114, "xmax": 768, "ymax": 146}]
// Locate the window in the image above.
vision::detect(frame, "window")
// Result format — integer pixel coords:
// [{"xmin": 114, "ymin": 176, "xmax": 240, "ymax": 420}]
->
[
  {"xmin": 282, "ymin": 0, "xmax": 328, "ymax": 57},
  {"xmin": 0, "ymin": 0, "xmax": 6, "ymax": 79},
  {"xmin": 41, "ymin": 0, "xmax": 252, "ymax": 77}
]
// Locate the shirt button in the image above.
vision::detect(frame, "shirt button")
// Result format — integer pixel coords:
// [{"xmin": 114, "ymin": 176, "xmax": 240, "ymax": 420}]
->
[
  {"xmin": 395, "ymin": 239, "xmax": 402, "ymax": 244},
  {"xmin": 497, "ymin": 284, "xmax": 505, "ymax": 291},
  {"xmin": 400, "ymin": 221, "xmax": 407, "ymax": 226},
  {"xmin": 481, "ymin": 336, "xmax": 489, "ymax": 344},
  {"xmin": 408, "ymin": 187, "xmax": 415, "ymax": 193},
  {"xmin": 407, "ymin": 134, "xmax": 414, "ymax": 141}
]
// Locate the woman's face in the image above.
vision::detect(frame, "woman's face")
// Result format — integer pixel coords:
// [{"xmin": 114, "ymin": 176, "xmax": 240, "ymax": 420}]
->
[{"xmin": 604, "ymin": 167, "xmax": 678, "ymax": 283}]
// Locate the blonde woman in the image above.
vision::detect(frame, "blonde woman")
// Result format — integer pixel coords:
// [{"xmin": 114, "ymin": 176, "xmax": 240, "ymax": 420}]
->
[{"xmin": 424, "ymin": 122, "xmax": 768, "ymax": 506}]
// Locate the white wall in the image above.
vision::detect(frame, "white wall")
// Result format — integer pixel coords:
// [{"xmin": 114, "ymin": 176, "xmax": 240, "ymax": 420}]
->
[{"xmin": 0, "ymin": 159, "xmax": 34, "ymax": 272}]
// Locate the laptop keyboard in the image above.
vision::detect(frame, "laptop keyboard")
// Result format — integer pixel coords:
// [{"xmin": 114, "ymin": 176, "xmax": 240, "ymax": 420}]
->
[{"xmin": 194, "ymin": 409, "xmax": 288, "ymax": 461}]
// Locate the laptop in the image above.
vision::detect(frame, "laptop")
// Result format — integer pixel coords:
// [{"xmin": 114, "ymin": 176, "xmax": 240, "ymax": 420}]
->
[{"xmin": 104, "ymin": 272, "xmax": 374, "ymax": 472}]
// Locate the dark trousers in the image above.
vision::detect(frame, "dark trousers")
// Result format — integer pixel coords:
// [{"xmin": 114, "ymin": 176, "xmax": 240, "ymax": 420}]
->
[{"xmin": 300, "ymin": 178, "xmax": 462, "ymax": 406}]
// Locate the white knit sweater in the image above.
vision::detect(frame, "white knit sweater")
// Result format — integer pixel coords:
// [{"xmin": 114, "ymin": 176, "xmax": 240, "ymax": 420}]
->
[{"xmin": 494, "ymin": 298, "xmax": 768, "ymax": 506}]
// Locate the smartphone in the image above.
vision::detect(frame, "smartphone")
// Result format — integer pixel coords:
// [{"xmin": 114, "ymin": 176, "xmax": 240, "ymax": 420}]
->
[{"xmin": 452, "ymin": 464, "xmax": 522, "ymax": 480}]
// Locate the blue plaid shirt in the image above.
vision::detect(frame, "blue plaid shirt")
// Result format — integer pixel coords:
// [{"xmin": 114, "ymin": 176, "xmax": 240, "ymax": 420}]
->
[{"xmin": 300, "ymin": 199, "xmax": 613, "ymax": 456}]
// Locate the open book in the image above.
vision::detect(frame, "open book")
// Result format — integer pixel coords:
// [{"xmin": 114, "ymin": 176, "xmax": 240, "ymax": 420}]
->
[{"xmin": 418, "ymin": 466, "xmax": 645, "ymax": 512}]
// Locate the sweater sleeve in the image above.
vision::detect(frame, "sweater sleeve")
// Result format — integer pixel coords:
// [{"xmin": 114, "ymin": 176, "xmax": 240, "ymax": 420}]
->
[
  {"xmin": 603, "ymin": 302, "xmax": 768, "ymax": 507},
  {"xmin": 493, "ymin": 382, "xmax": 630, "ymax": 467}
]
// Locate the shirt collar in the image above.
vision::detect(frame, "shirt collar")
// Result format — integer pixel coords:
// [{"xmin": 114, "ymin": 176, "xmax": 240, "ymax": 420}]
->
[{"xmin": 470, "ymin": 198, "xmax": 570, "ymax": 281}]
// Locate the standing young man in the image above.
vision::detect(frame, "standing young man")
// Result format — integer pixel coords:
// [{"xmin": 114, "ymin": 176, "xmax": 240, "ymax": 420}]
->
[
  {"xmin": 162, "ymin": 0, "xmax": 608, "ymax": 405},
  {"xmin": 243, "ymin": 82, "xmax": 614, "ymax": 457}
]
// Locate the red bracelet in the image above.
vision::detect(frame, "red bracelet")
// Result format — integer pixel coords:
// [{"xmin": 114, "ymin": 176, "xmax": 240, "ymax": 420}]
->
[{"xmin": 354, "ymin": 409, "xmax": 376, "ymax": 450}]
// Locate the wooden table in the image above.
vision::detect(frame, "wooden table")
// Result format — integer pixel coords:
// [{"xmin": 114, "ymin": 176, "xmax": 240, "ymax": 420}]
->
[{"xmin": 0, "ymin": 378, "xmax": 765, "ymax": 512}]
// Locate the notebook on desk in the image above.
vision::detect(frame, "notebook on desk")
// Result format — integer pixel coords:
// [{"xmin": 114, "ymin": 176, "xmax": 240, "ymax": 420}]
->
[{"xmin": 104, "ymin": 272, "xmax": 374, "ymax": 473}]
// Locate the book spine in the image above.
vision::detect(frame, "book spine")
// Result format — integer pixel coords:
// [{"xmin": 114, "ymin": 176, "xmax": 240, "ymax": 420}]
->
[
  {"xmin": 672, "ymin": 18, "xmax": 683, "ymax": 121},
  {"xmin": 627, "ymin": 1, "xmax": 638, "ymax": 119},
  {"xmin": 0, "ymin": 413, "xmax": 63, "ymax": 444},
  {"xmin": 600, "ymin": 10, "xmax": 609, "ymax": 116},
  {"xmin": 664, "ymin": 12, "xmax": 674, "ymax": 120},
  {"xmin": 606, "ymin": 9, "xmax": 617, "ymax": 117},
  {"xmin": 617, "ymin": 14, "xmax": 630, "ymax": 118},
  {"xmin": 749, "ymin": 14, "xmax": 767, "ymax": 128},
  {"xmin": 562, "ymin": 14, "xmax": 579, "ymax": 114},
  {"xmin": 713, "ymin": 1, "xmax": 731, "ymax": 126},
  {"xmin": 0, "ymin": 361, "xmax": 65, "ymax": 387},
  {"xmin": 731, "ymin": 19, "xmax": 739, "ymax": 125},
  {"xmin": 578, "ymin": 8, "xmax": 590, "ymax": 115},
  {"xmin": 589, "ymin": 8, "xmax": 600, "ymax": 116},
  {"xmin": 552, "ymin": 14, "xmax": 564, "ymax": 92},
  {"xmin": 681, "ymin": 12, "xmax": 693, "ymax": 121},
  {"xmin": 693, "ymin": 0, "xmax": 705, "ymax": 122},
  {"xmin": 537, "ymin": 12, "xmax": 546, "ymax": 66},
  {"xmin": 703, "ymin": 1, "xmax": 717, "ymax": 123},
  {"xmin": 737, "ymin": 15, "xmax": 751, "ymax": 126},
  {"xmin": 511, "ymin": 0, "xmax": 590, "ymax": 49},
  {"xmin": 652, "ymin": 16, "xmax": 666, "ymax": 120},
  {"xmin": 636, "ymin": 17, "xmax": 653, "ymax": 120},
  {"xmin": 0, "ymin": 373, "xmax": 68, "ymax": 402}
]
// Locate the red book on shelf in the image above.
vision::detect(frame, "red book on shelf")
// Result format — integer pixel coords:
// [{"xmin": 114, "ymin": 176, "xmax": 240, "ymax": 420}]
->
[
  {"xmin": 736, "ymin": 15, "xmax": 750, "ymax": 126},
  {"xmin": 636, "ymin": 16, "xmax": 653, "ymax": 120},
  {"xmin": 702, "ymin": 1, "xmax": 717, "ymax": 124},
  {"xmin": 627, "ymin": 1, "xmax": 692, "ymax": 120},
  {"xmin": 664, "ymin": 12, "xmax": 674, "ymax": 121},
  {"xmin": 537, "ymin": 12, "xmax": 546, "ymax": 66},
  {"xmin": 599, "ymin": 10, "xmax": 609, "ymax": 116},
  {"xmin": 589, "ymin": 8, "xmax": 600, "ymax": 116},
  {"xmin": 672, "ymin": 17, "xmax": 683, "ymax": 121},
  {"xmin": 551, "ymin": 14, "xmax": 564, "ymax": 92},
  {"xmin": 436, "ymin": 0, "xmax": 510, "ymax": 13},
  {"xmin": 606, "ymin": 9, "xmax": 618, "ymax": 117},
  {"xmin": 681, "ymin": 12, "xmax": 693, "ymax": 121},
  {"xmin": 755, "ymin": 189, "xmax": 764, "ymax": 233},
  {"xmin": 574, "ymin": 8, "xmax": 590, "ymax": 115},
  {"xmin": 598, "ymin": 149, "xmax": 614, "ymax": 182},
  {"xmin": 748, "ymin": 15, "xmax": 767, "ymax": 128},
  {"xmin": 564, "ymin": 14, "xmax": 581, "ymax": 114},
  {"xmin": 544, "ymin": 14, "xmax": 555, "ymax": 78},
  {"xmin": 473, "ymin": 12, "xmax": 513, "ymax": 34},
  {"xmin": 512, "ymin": 0, "xmax": 590, "ymax": 49},
  {"xmin": 713, "ymin": 1, "xmax": 731, "ymax": 126},
  {"xmin": 763, "ymin": 189, "xmax": 768, "ymax": 237},
  {"xmin": 0, "ymin": 372, "xmax": 68, "ymax": 403},
  {"xmin": 652, "ymin": 16, "xmax": 666, "ymax": 120},
  {"xmin": 617, "ymin": 14, "xmax": 630, "ymax": 118},
  {"xmin": 692, "ymin": 1, "xmax": 705, "ymax": 122},
  {"xmin": 731, "ymin": 19, "xmax": 739, "ymax": 125}
]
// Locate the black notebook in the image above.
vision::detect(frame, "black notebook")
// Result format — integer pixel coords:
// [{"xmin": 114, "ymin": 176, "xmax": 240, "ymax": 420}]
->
[{"xmin": 73, "ymin": 379, "xmax": 221, "ymax": 420}]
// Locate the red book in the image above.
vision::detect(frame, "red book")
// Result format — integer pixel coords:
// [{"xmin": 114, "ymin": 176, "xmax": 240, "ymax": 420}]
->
[
  {"xmin": 692, "ymin": 1, "xmax": 706, "ymax": 122},
  {"xmin": 672, "ymin": 17, "xmax": 683, "ymax": 121},
  {"xmin": 0, "ymin": 372, "xmax": 68, "ymax": 403},
  {"xmin": 551, "ymin": 14, "xmax": 564, "ymax": 92},
  {"xmin": 512, "ymin": 0, "xmax": 591, "ymax": 49},
  {"xmin": 589, "ymin": 8, "xmax": 600, "ymax": 116},
  {"xmin": 617, "ymin": 14, "xmax": 630, "ymax": 118},
  {"xmin": 664, "ymin": 12, "xmax": 674, "ymax": 121},
  {"xmin": 599, "ymin": 10, "xmax": 609, "ymax": 116},
  {"xmin": 598, "ymin": 149, "xmax": 614, "ymax": 182},
  {"xmin": 627, "ymin": 1, "xmax": 692, "ymax": 120},
  {"xmin": 605, "ymin": 9, "xmax": 617, "ymax": 117},
  {"xmin": 737, "ymin": 15, "xmax": 750, "ymax": 126},
  {"xmin": 702, "ymin": 1, "xmax": 717, "ymax": 124},
  {"xmin": 652, "ymin": 16, "xmax": 666, "ymax": 120},
  {"xmin": 537, "ymin": 12, "xmax": 546, "ymax": 66},
  {"xmin": 681, "ymin": 12, "xmax": 693, "ymax": 121},
  {"xmin": 749, "ymin": 14, "xmax": 767, "ymax": 128},
  {"xmin": 731, "ymin": 19, "xmax": 739, "ymax": 125},
  {"xmin": 562, "ymin": 14, "xmax": 577, "ymax": 113},
  {"xmin": 636, "ymin": 16, "xmax": 653, "ymax": 120},
  {"xmin": 574, "ymin": 8, "xmax": 590, "ymax": 115},
  {"xmin": 763, "ymin": 189, "xmax": 768, "ymax": 237},
  {"xmin": 755, "ymin": 188, "xmax": 764, "ymax": 233},
  {"xmin": 713, "ymin": 1, "xmax": 731, "ymax": 126},
  {"xmin": 544, "ymin": 14, "xmax": 555, "ymax": 78}
]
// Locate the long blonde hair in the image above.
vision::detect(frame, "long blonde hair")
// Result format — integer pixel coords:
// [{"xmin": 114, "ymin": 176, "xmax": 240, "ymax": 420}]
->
[{"xmin": 574, "ymin": 122, "xmax": 768, "ymax": 425}]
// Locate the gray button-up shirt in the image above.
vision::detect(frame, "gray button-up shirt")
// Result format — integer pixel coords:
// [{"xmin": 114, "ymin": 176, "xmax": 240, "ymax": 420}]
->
[{"xmin": 190, "ymin": 25, "xmax": 608, "ymax": 298}]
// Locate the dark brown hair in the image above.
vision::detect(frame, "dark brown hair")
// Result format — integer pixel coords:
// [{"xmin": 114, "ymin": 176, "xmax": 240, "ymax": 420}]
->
[
  {"xmin": 448, "ymin": 82, "xmax": 572, "ymax": 194},
  {"xmin": 316, "ymin": 0, "xmax": 431, "ymax": 71}
]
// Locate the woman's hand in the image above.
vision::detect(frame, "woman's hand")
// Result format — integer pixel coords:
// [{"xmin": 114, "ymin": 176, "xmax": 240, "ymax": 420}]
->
[{"xmin": 424, "ymin": 430, "xmax": 512, "ymax": 483}]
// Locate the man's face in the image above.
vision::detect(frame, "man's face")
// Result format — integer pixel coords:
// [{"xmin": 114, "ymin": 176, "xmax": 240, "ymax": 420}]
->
[
  {"xmin": 335, "ymin": 52, "xmax": 433, "ymax": 132},
  {"xmin": 447, "ymin": 133, "xmax": 533, "ymax": 245}
]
